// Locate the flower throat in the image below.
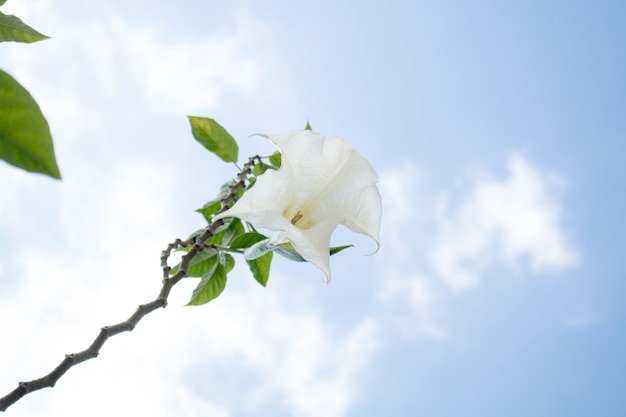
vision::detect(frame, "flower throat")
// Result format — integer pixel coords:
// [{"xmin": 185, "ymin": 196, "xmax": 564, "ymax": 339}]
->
[{"xmin": 290, "ymin": 210, "xmax": 303, "ymax": 225}]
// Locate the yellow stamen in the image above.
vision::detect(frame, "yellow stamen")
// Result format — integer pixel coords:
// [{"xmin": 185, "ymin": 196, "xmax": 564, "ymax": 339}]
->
[{"xmin": 291, "ymin": 211, "xmax": 303, "ymax": 225}]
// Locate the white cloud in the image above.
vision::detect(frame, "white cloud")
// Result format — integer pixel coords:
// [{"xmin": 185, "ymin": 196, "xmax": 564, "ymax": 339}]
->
[
  {"xmin": 0, "ymin": 0, "xmax": 270, "ymax": 144},
  {"xmin": 119, "ymin": 16, "xmax": 268, "ymax": 113},
  {"xmin": 378, "ymin": 162, "xmax": 420, "ymax": 258},
  {"xmin": 377, "ymin": 163, "xmax": 448, "ymax": 340},
  {"xmin": 0, "ymin": 0, "xmax": 38, "ymax": 19},
  {"xmin": 186, "ymin": 284, "xmax": 379, "ymax": 417},
  {"xmin": 379, "ymin": 272, "xmax": 448, "ymax": 341},
  {"xmin": 429, "ymin": 154, "xmax": 579, "ymax": 291},
  {"xmin": 377, "ymin": 154, "xmax": 579, "ymax": 339},
  {"xmin": 0, "ymin": 157, "xmax": 378, "ymax": 417}
]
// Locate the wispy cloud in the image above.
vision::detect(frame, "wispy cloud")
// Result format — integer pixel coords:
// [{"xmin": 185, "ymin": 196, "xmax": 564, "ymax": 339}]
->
[
  {"xmin": 118, "ymin": 14, "xmax": 268, "ymax": 113},
  {"xmin": 377, "ymin": 153, "xmax": 579, "ymax": 339},
  {"xmin": 377, "ymin": 163, "xmax": 449, "ymax": 340},
  {"xmin": 429, "ymin": 154, "xmax": 579, "ymax": 291},
  {"xmin": 186, "ymin": 284, "xmax": 379, "ymax": 417},
  {"xmin": 0, "ymin": 0, "xmax": 270, "ymax": 138},
  {"xmin": 0, "ymin": 154, "xmax": 378, "ymax": 416}
]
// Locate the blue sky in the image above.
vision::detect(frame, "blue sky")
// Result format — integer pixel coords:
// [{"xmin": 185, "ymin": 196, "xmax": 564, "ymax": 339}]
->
[{"xmin": 1, "ymin": 1, "xmax": 625, "ymax": 416}]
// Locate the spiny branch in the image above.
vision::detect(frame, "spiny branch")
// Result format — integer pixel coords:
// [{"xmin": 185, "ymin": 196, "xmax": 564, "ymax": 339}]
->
[{"xmin": 0, "ymin": 156, "xmax": 260, "ymax": 412}]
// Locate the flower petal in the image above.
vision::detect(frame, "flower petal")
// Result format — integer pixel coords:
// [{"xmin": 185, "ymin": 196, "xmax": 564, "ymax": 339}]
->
[{"xmin": 215, "ymin": 130, "xmax": 381, "ymax": 282}]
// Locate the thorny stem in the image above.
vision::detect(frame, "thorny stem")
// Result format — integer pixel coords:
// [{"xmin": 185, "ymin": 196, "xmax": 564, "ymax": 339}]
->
[{"xmin": 0, "ymin": 156, "xmax": 261, "ymax": 412}]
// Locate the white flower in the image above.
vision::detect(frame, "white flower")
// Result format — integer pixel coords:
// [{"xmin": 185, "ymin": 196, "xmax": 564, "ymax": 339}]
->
[{"xmin": 214, "ymin": 130, "xmax": 381, "ymax": 283}]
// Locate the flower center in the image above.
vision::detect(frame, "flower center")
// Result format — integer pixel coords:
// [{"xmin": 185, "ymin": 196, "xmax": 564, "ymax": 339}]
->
[{"xmin": 290, "ymin": 210, "xmax": 303, "ymax": 225}]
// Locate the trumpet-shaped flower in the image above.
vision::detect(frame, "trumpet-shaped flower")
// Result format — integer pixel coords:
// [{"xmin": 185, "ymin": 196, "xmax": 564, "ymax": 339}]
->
[{"xmin": 214, "ymin": 130, "xmax": 382, "ymax": 283}]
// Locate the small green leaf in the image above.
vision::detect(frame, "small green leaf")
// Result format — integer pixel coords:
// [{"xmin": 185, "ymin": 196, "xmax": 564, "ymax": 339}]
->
[
  {"xmin": 222, "ymin": 253, "xmax": 236, "ymax": 272},
  {"xmin": 170, "ymin": 247, "xmax": 217, "ymax": 277},
  {"xmin": 268, "ymin": 151, "xmax": 281, "ymax": 168},
  {"xmin": 0, "ymin": 11, "xmax": 50, "ymax": 43},
  {"xmin": 274, "ymin": 243, "xmax": 306, "ymax": 262},
  {"xmin": 188, "ymin": 252, "xmax": 218, "ymax": 277},
  {"xmin": 184, "ymin": 228, "xmax": 206, "ymax": 241},
  {"xmin": 196, "ymin": 180, "xmax": 235, "ymax": 222},
  {"xmin": 230, "ymin": 232, "xmax": 268, "ymax": 250},
  {"xmin": 330, "ymin": 245, "xmax": 354, "ymax": 256},
  {"xmin": 272, "ymin": 242, "xmax": 354, "ymax": 262},
  {"xmin": 186, "ymin": 263, "xmax": 227, "ymax": 306},
  {"xmin": 243, "ymin": 238, "xmax": 275, "ymax": 260},
  {"xmin": 208, "ymin": 229, "xmax": 225, "ymax": 246},
  {"xmin": 188, "ymin": 116, "xmax": 238, "ymax": 163},
  {"xmin": 252, "ymin": 161, "xmax": 272, "ymax": 176},
  {"xmin": 0, "ymin": 69, "xmax": 60, "ymax": 178},
  {"xmin": 304, "ymin": 120, "xmax": 312, "ymax": 131},
  {"xmin": 208, "ymin": 217, "xmax": 242, "ymax": 245},
  {"xmin": 195, "ymin": 201, "xmax": 220, "ymax": 223},
  {"xmin": 246, "ymin": 222, "xmax": 259, "ymax": 233},
  {"xmin": 246, "ymin": 252, "xmax": 272, "ymax": 287},
  {"xmin": 222, "ymin": 217, "xmax": 245, "ymax": 246}
]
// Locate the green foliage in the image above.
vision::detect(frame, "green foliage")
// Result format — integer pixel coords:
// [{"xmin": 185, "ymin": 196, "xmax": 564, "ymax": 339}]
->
[
  {"xmin": 0, "ymin": 6, "xmax": 59, "ymax": 179},
  {"xmin": 0, "ymin": 69, "xmax": 61, "ymax": 178},
  {"xmin": 0, "ymin": 10, "xmax": 49, "ymax": 43},
  {"xmin": 221, "ymin": 218, "xmax": 245, "ymax": 246},
  {"xmin": 188, "ymin": 116, "xmax": 238, "ymax": 163},
  {"xmin": 207, "ymin": 217, "xmax": 244, "ymax": 246},
  {"xmin": 187, "ymin": 254, "xmax": 218, "ymax": 277},
  {"xmin": 246, "ymin": 252, "xmax": 272, "ymax": 287},
  {"xmin": 273, "ymin": 243, "xmax": 306, "ymax": 262},
  {"xmin": 269, "ymin": 151, "xmax": 281, "ymax": 168},
  {"xmin": 330, "ymin": 245, "xmax": 354, "ymax": 256},
  {"xmin": 186, "ymin": 263, "xmax": 227, "ymax": 306},
  {"xmin": 169, "ymin": 247, "xmax": 217, "ymax": 277},
  {"xmin": 229, "ymin": 232, "xmax": 274, "ymax": 287},
  {"xmin": 195, "ymin": 180, "xmax": 236, "ymax": 222},
  {"xmin": 230, "ymin": 232, "xmax": 268, "ymax": 250},
  {"xmin": 252, "ymin": 160, "xmax": 272, "ymax": 176},
  {"xmin": 222, "ymin": 253, "xmax": 236, "ymax": 272}
]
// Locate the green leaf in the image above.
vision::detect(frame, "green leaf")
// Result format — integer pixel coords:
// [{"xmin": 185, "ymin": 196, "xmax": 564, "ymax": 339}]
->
[
  {"xmin": 243, "ymin": 238, "xmax": 276, "ymax": 260},
  {"xmin": 246, "ymin": 252, "xmax": 272, "ymax": 287},
  {"xmin": 196, "ymin": 201, "xmax": 221, "ymax": 223},
  {"xmin": 184, "ymin": 228, "xmax": 206, "ymax": 241},
  {"xmin": 0, "ymin": 69, "xmax": 60, "ymax": 178},
  {"xmin": 188, "ymin": 252, "xmax": 218, "ymax": 277},
  {"xmin": 196, "ymin": 180, "xmax": 235, "ymax": 222},
  {"xmin": 252, "ymin": 160, "xmax": 272, "ymax": 176},
  {"xmin": 186, "ymin": 263, "xmax": 227, "ymax": 306},
  {"xmin": 229, "ymin": 232, "xmax": 268, "ymax": 250},
  {"xmin": 188, "ymin": 116, "xmax": 238, "ymax": 163},
  {"xmin": 0, "ymin": 11, "xmax": 50, "ymax": 43},
  {"xmin": 304, "ymin": 120, "xmax": 312, "ymax": 131},
  {"xmin": 274, "ymin": 243, "xmax": 306, "ymax": 262},
  {"xmin": 222, "ymin": 253, "xmax": 236, "ymax": 273},
  {"xmin": 0, "ymin": 1, "xmax": 7, "ymax": 7},
  {"xmin": 170, "ymin": 247, "xmax": 217, "ymax": 277},
  {"xmin": 222, "ymin": 217, "xmax": 245, "ymax": 246},
  {"xmin": 268, "ymin": 151, "xmax": 281, "ymax": 168},
  {"xmin": 330, "ymin": 245, "xmax": 354, "ymax": 256},
  {"xmin": 271, "ymin": 242, "xmax": 354, "ymax": 262},
  {"xmin": 208, "ymin": 217, "xmax": 242, "ymax": 246}
]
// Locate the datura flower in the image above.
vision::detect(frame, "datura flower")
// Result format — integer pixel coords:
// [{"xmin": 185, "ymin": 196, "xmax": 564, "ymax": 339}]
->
[{"xmin": 213, "ymin": 130, "xmax": 382, "ymax": 283}]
